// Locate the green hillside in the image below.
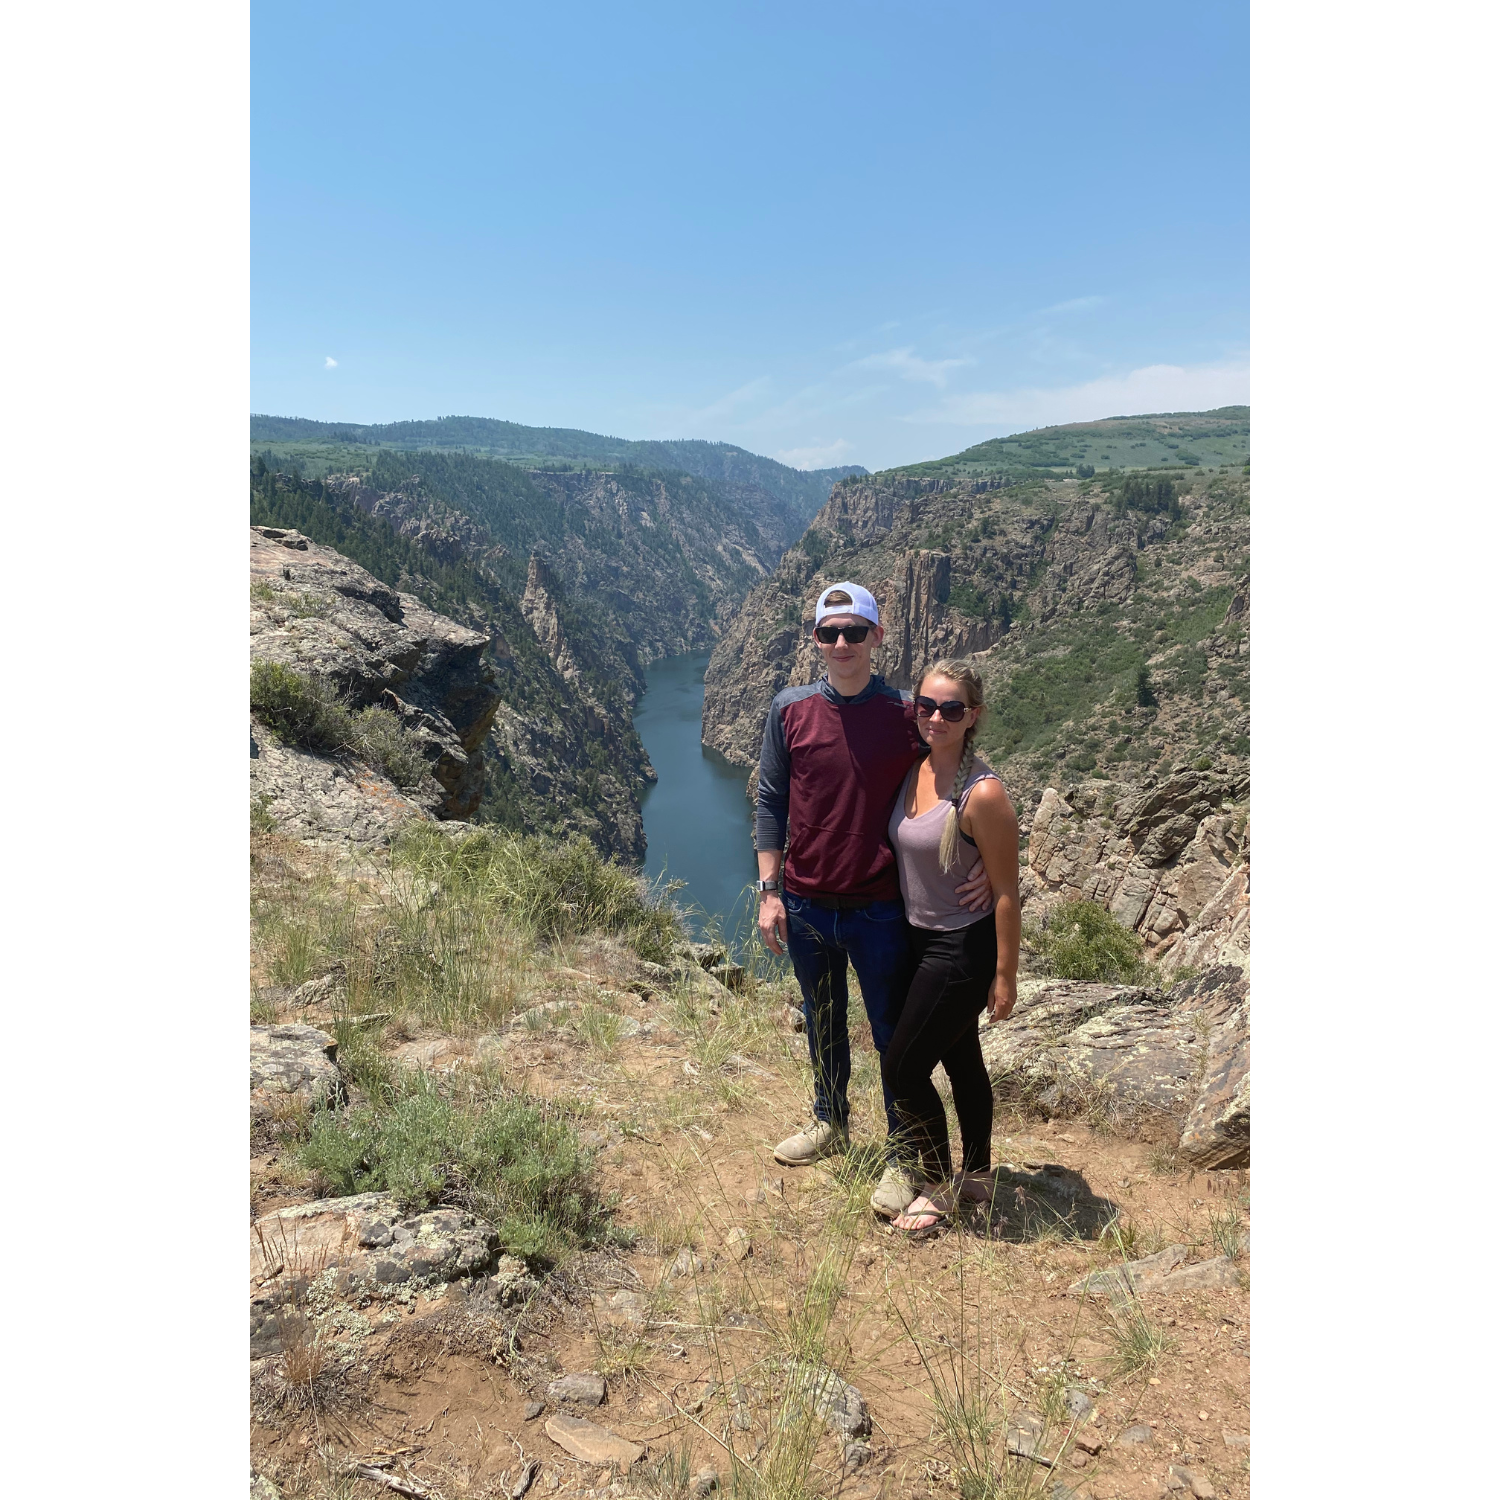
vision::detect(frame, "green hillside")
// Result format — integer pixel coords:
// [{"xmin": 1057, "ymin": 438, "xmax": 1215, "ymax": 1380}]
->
[
  {"xmin": 893, "ymin": 406, "xmax": 1249, "ymax": 480},
  {"xmin": 249, "ymin": 413, "xmax": 864, "ymax": 521}
]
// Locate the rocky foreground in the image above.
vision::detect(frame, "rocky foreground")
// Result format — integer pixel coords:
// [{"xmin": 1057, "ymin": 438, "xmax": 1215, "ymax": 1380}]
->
[{"xmin": 250, "ymin": 875, "xmax": 1250, "ymax": 1500}]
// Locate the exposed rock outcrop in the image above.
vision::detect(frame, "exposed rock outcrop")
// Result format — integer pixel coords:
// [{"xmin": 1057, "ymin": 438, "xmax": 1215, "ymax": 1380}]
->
[
  {"xmin": 249, "ymin": 1024, "xmax": 342, "ymax": 1121},
  {"xmin": 250, "ymin": 526, "xmax": 502, "ymax": 834},
  {"xmin": 980, "ymin": 966, "xmax": 1249, "ymax": 1160},
  {"xmin": 1023, "ymin": 771, "xmax": 1249, "ymax": 966}
]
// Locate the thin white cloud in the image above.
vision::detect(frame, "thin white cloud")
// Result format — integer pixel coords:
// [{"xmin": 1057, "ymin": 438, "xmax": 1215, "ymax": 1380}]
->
[
  {"xmin": 844, "ymin": 346, "xmax": 974, "ymax": 388},
  {"xmin": 904, "ymin": 361, "xmax": 1250, "ymax": 429},
  {"xmin": 687, "ymin": 375, "xmax": 773, "ymax": 425},
  {"xmin": 1037, "ymin": 295, "xmax": 1105, "ymax": 316},
  {"xmin": 774, "ymin": 439, "xmax": 854, "ymax": 471},
  {"xmin": 324, "ymin": 356, "xmax": 338, "ymax": 369}
]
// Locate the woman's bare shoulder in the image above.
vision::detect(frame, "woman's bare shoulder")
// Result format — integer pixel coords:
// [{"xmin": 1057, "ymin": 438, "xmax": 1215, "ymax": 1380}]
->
[{"xmin": 965, "ymin": 776, "xmax": 1015, "ymax": 817}]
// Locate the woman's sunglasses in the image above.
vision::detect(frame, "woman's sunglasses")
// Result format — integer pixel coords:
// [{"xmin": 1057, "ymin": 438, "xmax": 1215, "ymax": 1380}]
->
[
  {"xmin": 814, "ymin": 624, "xmax": 871, "ymax": 644},
  {"xmin": 914, "ymin": 696, "xmax": 970, "ymax": 722}
]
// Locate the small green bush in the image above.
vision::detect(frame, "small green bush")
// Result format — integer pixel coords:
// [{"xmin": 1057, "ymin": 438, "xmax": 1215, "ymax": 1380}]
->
[
  {"xmin": 250, "ymin": 660, "xmax": 430, "ymax": 789},
  {"xmin": 350, "ymin": 704, "xmax": 430, "ymax": 789},
  {"xmin": 1027, "ymin": 898, "xmax": 1146, "ymax": 983},
  {"xmin": 300, "ymin": 1075, "xmax": 607, "ymax": 1264},
  {"xmin": 251, "ymin": 659, "xmax": 352, "ymax": 755}
]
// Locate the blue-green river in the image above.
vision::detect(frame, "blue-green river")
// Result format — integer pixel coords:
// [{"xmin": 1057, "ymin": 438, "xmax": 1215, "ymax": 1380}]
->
[{"xmin": 634, "ymin": 653, "xmax": 759, "ymax": 941}]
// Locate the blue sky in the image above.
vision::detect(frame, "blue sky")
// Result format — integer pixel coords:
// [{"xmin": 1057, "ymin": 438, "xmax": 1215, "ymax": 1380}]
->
[{"xmin": 253, "ymin": 1, "xmax": 1247, "ymax": 472}]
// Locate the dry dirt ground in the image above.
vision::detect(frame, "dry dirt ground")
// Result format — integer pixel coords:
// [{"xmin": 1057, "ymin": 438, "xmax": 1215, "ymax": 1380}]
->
[{"xmin": 251, "ymin": 928, "xmax": 1249, "ymax": 1500}]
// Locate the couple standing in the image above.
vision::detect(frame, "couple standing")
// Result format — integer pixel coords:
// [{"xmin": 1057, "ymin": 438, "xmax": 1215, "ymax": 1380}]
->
[{"xmin": 754, "ymin": 582, "xmax": 1021, "ymax": 1235}]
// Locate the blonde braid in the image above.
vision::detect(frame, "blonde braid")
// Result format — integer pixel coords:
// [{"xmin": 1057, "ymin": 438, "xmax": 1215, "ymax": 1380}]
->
[{"xmin": 938, "ymin": 733, "xmax": 977, "ymax": 873}]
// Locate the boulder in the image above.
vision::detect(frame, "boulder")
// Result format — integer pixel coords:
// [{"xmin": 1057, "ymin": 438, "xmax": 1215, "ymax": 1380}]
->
[
  {"xmin": 548, "ymin": 1373, "xmax": 606, "ymax": 1407},
  {"xmin": 251, "ymin": 1193, "xmax": 501, "ymax": 1291},
  {"xmin": 981, "ymin": 968, "xmax": 1248, "ymax": 1158},
  {"xmin": 249, "ymin": 1024, "xmax": 341, "ymax": 1120}
]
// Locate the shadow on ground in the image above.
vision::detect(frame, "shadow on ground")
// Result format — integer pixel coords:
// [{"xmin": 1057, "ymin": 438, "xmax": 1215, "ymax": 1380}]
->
[{"xmin": 965, "ymin": 1163, "xmax": 1119, "ymax": 1242}]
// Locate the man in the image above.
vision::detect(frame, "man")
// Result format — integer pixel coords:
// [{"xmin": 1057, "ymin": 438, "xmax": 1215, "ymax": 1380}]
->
[{"xmin": 754, "ymin": 582, "xmax": 992, "ymax": 1217}]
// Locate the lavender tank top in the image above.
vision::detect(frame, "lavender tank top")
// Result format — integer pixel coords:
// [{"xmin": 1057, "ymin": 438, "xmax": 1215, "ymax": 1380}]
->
[{"xmin": 888, "ymin": 758, "xmax": 999, "ymax": 931}]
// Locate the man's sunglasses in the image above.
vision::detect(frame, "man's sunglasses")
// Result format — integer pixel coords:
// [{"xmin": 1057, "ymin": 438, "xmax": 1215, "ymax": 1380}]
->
[
  {"xmin": 914, "ymin": 696, "xmax": 970, "ymax": 722},
  {"xmin": 814, "ymin": 624, "xmax": 871, "ymax": 644}
]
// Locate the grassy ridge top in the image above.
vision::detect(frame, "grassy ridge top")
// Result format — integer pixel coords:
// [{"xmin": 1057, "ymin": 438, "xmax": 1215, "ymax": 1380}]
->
[
  {"xmin": 249, "ymin": 413, "xmax": 865, "ymax": 500},
  {"xmin": 891, "ymin": 406, "xmax": 1249, "ymax": 479}
]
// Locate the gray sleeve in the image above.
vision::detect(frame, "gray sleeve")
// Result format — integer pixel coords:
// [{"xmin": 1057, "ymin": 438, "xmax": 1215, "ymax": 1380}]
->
[{"xmin": 754, "ymin": 700, "xmax": 790, "ymax": 852}]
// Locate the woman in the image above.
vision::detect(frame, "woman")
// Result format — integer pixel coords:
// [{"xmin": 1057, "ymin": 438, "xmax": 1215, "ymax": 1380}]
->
[{"xmin": 882, "ymin": 658, "xmax": 1021, "ymax": 1235}]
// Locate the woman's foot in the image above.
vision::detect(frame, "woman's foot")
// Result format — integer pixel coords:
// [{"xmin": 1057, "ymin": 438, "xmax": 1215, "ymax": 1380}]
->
[
  {"xmin": 891, "ymin": 1194, "xmax": 945, "ymax": 1236},
  {"xmin": 891, "ymin": 1180, "xmax": 960, "ymax": 1235}
]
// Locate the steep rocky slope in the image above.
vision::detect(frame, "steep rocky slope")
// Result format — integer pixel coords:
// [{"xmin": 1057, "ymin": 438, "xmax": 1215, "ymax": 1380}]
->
[
  {"xmin": 251, "ymin": 525, "xmax": 502, "ymax": 843},
  {"xmin": 248, "ymin": 486, "xmax": 654, "ymax": 860},
  {"xmin": 702, "ymin": 455, "xmax": 1250, "ymax": 967}
]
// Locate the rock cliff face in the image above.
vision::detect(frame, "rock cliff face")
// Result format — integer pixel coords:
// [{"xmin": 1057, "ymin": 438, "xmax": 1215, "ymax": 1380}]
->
[
  {"xmin": 250, "ymin": 525, "xmax": 503, "ymax": 842},
  {"xmin": 253, "ymin": 469, "xmax": 653, "ymax": 861},
  {"xmin": 1023, "ymin": 772, "xmax": 1250, "ymax": 970},
  {"xmin": 702, "ymin": 463, "xmax": 1250, "ymax": 962}
]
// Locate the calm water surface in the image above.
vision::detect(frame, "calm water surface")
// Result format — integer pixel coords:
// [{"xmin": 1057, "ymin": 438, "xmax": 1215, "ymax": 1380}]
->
[{"xmin": 634, "ymin": 653, "xmax": 758, "ymax": 940}]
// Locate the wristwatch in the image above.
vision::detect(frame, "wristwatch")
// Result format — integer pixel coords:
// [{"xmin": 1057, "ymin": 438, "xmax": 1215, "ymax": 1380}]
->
[{"xmin": 754, "ymin": 878, "xmax": 782, "ymax": 894}]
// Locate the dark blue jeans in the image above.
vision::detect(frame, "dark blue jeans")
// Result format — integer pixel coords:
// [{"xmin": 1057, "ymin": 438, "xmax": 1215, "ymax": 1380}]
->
[{"xmin": 783, "ymin": 892, "xmax": 911, "ymax": 1144}]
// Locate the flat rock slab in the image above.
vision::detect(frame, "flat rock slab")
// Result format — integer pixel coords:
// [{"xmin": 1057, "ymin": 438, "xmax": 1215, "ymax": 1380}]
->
[
  {"xmin": 394, "ymin": 1033, "xmax": 508, "ymax": 1073},
  {"xmin": 1069, "ymin": 1245, "xmax": 1187, "ymax": 1298},
  {"xmin": 1006, "ymin": 1411, "xmax": 1046, "ymax": 1459},
  {"xmin": 1117, "ymin": 1424, "xmax": 1154, "ymax": 1445},
  {"xmin": 250, "ymin": 1024, "xmax": 341, "ymax": 1120},
  {"xmin": 593, "ymin": 1290, "xmax": 647, "ymax": 1328},
  {"xmin": 544, "ymin": 1413, "xmax": 643, "ymax": 1468},
  {"xmin": 548, "ymin": 1373, "xmax": 606, "ymax": 1407},
  {"xmin": 1159, "ymin": 1255, "xmax": 1240, "ymax": 1291}
]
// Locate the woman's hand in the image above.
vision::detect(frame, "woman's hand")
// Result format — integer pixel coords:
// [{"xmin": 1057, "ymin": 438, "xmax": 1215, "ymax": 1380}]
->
[{"xmin": 988, "ymin": 972, "xmax": 1016, "ymax": 1021}]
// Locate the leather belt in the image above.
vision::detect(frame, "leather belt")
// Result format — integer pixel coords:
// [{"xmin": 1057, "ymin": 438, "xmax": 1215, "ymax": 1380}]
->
[{"xmin": 800, "ymin": 894, "xmax": 875, "ymax": 910}]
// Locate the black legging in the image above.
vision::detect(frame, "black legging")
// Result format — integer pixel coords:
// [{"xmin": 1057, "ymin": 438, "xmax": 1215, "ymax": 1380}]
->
[{"xmin": 881, "ymin": 917, "xmax": 998, "ymax": 1181}]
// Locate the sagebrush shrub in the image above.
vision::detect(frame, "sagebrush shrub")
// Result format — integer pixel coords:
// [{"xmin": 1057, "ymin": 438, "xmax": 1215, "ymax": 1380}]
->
[
  {"xmin": 251, "ymin": 660, "xmax": 430, "ymax": 789},
  {"xmin": 1027, "ymin": 898, "xmax": 1146, "ymax": 983}
]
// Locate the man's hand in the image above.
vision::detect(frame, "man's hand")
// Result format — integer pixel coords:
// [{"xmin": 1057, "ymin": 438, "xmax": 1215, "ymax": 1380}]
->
[
  {"xmin": 956, "ymin": 857, "xmax": 995, "ymax": 914},
  {"xmin": 987, "ymin": 972, "xmax": 1016, "ymax": 1021},
  {"xmin": 759, "ymin": 893, "xmax": 788, "ymax": 956}
]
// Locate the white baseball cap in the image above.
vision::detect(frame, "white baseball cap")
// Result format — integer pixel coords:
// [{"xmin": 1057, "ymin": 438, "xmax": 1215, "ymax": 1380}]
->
[{"xmin": 815, "ymin": 582, "xmax": 879, "ymax": 627}]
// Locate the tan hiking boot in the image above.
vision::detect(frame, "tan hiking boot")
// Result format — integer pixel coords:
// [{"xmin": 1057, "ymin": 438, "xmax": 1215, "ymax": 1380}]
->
[
  {"xmin": 773, "ymin": 1119, "xmax": 848, "ymax": 1166},
  {"xmin": 870, "ymin": 1163, "xmax": 918, "ymax": 1218}
]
